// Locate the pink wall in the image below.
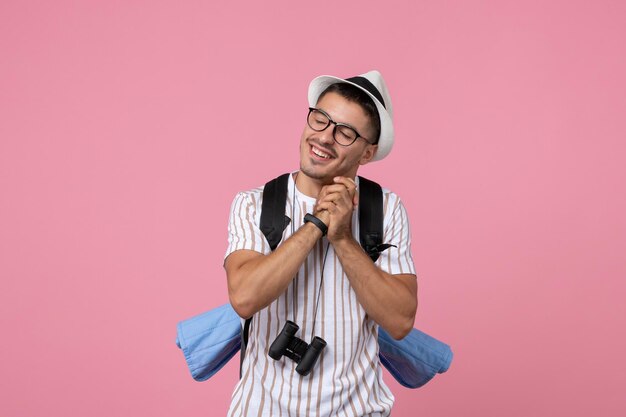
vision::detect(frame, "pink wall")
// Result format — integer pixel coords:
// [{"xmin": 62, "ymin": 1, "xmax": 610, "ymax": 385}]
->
[{"xmin": 1, "ymin": 0, "xmax": 625, "ymax": 416}]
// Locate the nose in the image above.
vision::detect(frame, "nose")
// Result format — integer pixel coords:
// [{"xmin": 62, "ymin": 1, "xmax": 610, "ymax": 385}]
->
[{"xmin": 317, "ymin": 122, "xmax": 336, "ymax": 146}]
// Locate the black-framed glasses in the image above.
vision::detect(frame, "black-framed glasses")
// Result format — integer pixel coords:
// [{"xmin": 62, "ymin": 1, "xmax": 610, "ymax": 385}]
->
[{"xmin": 307, "ymin": 107, "xmax": 372, "ymax": 146}]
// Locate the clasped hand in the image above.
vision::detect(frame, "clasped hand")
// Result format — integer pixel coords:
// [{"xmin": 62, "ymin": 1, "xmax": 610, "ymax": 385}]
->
[{"xmin": 313, "ymin": 176, "xmax": 358, "ymax": 243}]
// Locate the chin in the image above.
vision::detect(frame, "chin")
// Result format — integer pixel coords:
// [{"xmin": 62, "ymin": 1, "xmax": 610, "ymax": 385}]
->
[
  {"xmin": 299, "ymin": 163, "xmax": 337, "ymax": 184},
  {"xmin": 300, "ymin": 164, "xmax": 327, "ymax": 181}
]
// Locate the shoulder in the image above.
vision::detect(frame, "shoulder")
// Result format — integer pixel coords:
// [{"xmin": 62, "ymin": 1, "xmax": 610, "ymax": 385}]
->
[
  {"xmin": 380, "ymin": 186, "xmax": 400, "ymax": 200},
  {"xmin": 234, "ymin": 185, "xmax": 265, "ymax": 201},
  {"xmin": 228, "ymin": 185, "xmax": 265, "ymax": 215},
  {"xmin": 232, "ymin": 172, "xmax": 292, "ymax": 203},
  {"xmin": 357, "ymin": 177, "xmax": 401, "ymax": 203},
  {"xmin": 379, "ymin": 186, "xmax": 405, "ymax": 215},
  {"xmin": 230, "ymin": 173, "xmax": 294, "ymax": 211}
]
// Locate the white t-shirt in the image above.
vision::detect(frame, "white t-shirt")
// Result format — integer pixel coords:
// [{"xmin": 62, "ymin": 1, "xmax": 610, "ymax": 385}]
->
[{"xmin": 225, "ymin": 173, "xmax": 416, "ymax": 417}]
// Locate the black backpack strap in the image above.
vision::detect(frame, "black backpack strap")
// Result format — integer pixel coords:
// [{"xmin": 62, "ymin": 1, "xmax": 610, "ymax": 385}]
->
[
  {"xmin": 260, "ymin": 173, "xmax": 291, "ymax": 251},
  {"xmin": 240, "ymin": 317, "xmax": 252, "ymax": 378},
  {"xmin": 358, "ymin": 176, "xmax": 396, "ymax": 262},
  {"xmin": 241, "ymin": 173, "xmax": 291, "ymax": 377}
]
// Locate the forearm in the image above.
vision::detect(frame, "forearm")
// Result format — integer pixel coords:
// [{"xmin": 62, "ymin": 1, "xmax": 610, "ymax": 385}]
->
[
  {"xmin": 226, "ymin": 222, "xmax": 323, "ymax": 318},
  {"xmin": 332, "ymin": 237, "xmax": 417, "ymax": 339}
]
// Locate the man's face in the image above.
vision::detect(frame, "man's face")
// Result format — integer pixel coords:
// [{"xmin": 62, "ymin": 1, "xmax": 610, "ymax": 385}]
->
[{"xmin": 299, "ymin": 91, "xmax": 378, "ymax": 184}]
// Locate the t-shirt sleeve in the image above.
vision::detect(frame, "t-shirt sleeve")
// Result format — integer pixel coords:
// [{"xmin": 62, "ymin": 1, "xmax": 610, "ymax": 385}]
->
[
  {"xmin": 224, "ymin": 191, "xmax": 271, "ymax": 260},
  {"xmin": 376, "ymin": 194, "xmax": 417, "ymax": 276}
]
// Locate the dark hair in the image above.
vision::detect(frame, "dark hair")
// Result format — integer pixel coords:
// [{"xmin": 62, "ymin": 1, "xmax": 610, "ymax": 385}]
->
[{"xmin": 317, "ymin": 83, "xmax": 381, "ymax": 144}]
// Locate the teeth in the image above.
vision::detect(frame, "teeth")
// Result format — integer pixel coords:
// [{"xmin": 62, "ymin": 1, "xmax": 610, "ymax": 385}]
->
[{"xmin": 312, "ymin": 146, "xmax": 332, "ymax": 159}]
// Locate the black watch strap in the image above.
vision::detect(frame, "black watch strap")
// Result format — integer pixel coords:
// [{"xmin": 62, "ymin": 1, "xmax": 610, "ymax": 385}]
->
[{"xmin": 303, "ymin": 213, "xmax": 328, "ymax": 236}]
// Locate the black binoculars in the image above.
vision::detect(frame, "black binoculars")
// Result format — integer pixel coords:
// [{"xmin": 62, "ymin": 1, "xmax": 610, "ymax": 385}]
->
[{"xmin": 268, "ymin": 321, "xmax": 327, "ymax": 376}]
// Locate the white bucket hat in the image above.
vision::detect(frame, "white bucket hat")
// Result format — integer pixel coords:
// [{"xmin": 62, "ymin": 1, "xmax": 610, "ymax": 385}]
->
[{"xmin": 308, "ymin": 70, "xmax": 394, "ymax": 161}]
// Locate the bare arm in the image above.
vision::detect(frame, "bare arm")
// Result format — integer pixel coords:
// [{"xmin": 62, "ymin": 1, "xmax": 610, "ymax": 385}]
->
[
  {"xmin": 332, "ymin": 237, "xmax": 417, "ymax": 339},
  {"xmin": 316, "ymin": 177, "xmax": 418, "ymax": 339},
  {"xmin": 225, "ymin": 221, "xmax": 323, "ymax": 319}
]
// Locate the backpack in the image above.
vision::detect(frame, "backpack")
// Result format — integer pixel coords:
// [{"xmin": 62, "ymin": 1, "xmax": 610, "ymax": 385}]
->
[
  {"xmin": 240, "ymin": 173, "xmax": 394, "ymax": 373},
  {"xmin": 175, "ymin": 173, "xmax": 453, "ymax": 388}
]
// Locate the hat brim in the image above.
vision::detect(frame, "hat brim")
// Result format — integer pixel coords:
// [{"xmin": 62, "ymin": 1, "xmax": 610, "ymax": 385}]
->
[{"xmin": 308, "ymin": 75, "xmax": 394, "ymax": 161}]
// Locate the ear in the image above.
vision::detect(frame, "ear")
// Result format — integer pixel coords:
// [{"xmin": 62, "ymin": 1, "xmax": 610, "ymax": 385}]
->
[{"xmin": 359, "ymin": 144, "xmax": 378, "ymax": 165}]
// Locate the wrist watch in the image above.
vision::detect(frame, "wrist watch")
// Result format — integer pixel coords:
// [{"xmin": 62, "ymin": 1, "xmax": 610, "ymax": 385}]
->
[{"xmin": 303, "ymin": 213, "xmax": 328, "ymax": 236}]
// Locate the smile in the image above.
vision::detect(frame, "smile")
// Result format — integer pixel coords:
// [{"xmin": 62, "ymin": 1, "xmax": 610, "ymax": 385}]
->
[{"xmin": 310, "ymin": 145, "xmax": 334, "ymax": 160}]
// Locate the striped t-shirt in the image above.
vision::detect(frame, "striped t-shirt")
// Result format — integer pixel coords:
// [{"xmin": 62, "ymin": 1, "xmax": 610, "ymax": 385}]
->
[{"xmin": 225, "ymin": 173, "xmax": 416, "ymax": 417}]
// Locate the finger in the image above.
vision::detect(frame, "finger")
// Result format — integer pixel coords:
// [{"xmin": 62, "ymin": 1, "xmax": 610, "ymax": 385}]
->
[
  {"xmin": 334, "ymin": 176, "xmax": 355, "ymax": 186},
  {"xmin": 318, "ymin": 188, "xmax": 352, "ymax": 208},
  {"xmin": 320, "ymin": 193, "xmax": 353, "ymax": 217},
  {"xmin": 318, "ymin": 192, "xmax": 340, "ymax": 204},
  {"xmin": 333, "ymin": 179, "xmax": 357, "ymax": 204},
  {"xmin": 314, "ymin": 198, "xmax": 336, "ymax": 214},
  {"xmin": 318, "ymin": 191, "xmax": 352, "ymax": 209},
  {"xmin": 320, "ymin": 184, "xmax": 352, "ymax": 197},
  {"xmin": 345, "ymin": 177, "xmax": 357, "ymax": 188},
  {"xmin": 334, "ymin": 188, "xmax": 353, "ymax": 207},
  {"xmin": 315, "ymin": 201, "xmax": 337, "ymax": 214},
  {"xmin": 333, "ymin": 176, "xmax": 357, "ymax": 194},
  {"xmin": 317, "ymin": 185, "xmax": 344, "ymax": 203}
]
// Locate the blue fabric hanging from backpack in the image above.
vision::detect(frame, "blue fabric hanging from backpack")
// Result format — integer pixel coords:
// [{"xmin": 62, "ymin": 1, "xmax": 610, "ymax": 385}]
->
[
  {"xmin": 175, "ymin": 304, "xmax": 241, "ymax": 381},
  {"xmin": 175, "ymin": 303, "xmax": 453, "ymax": 388}
]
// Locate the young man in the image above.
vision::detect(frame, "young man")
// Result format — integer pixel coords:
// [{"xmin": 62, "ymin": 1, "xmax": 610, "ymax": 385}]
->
[{"xmin": 224, "ymin": 70, "xmax": 418, "ymax": 417}]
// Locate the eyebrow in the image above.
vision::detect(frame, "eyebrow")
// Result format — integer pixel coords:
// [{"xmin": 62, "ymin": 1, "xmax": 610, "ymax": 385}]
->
[{"xmin": 317, "ymin": 107, "xmax": 361, "ymax": 132}]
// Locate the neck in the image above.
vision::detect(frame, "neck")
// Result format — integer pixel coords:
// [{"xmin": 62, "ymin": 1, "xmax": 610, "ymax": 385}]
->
[{"xmin": 294, "ymin": 172, "xmax": 326, "ymax": 198}]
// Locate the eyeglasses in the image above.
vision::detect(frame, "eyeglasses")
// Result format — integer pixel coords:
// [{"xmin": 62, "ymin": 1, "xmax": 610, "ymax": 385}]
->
[{"xmin": 307, "ymin": 107, "xmax": 372, "ymax": 146}]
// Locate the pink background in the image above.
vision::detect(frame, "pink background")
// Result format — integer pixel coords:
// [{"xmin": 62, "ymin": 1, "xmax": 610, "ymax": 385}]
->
[{"xmin": 1, "ymin": 0, "xmax": 625, "ymax": 416}]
